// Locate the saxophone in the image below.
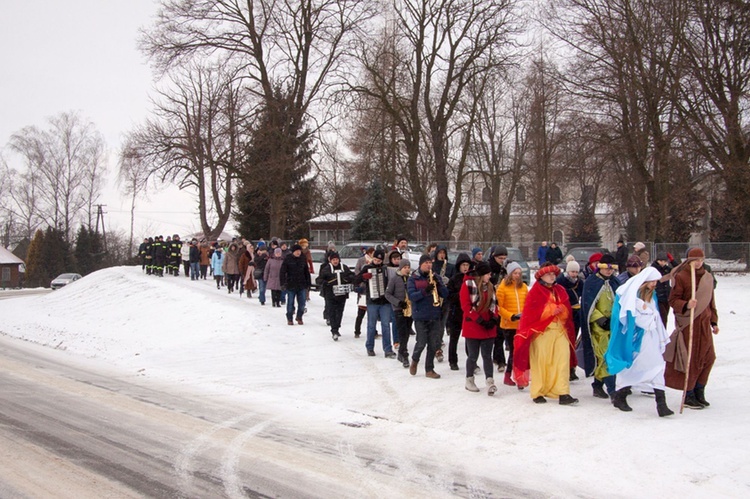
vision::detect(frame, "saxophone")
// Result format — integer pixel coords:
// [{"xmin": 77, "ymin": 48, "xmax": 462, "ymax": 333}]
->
[
  {"xmin": 403, "ymin": 293, "xmax": 413, "ymax": 317},
  {"xmin": 429, "ymin": 270, "xmax": 443, "ymax": 307}
]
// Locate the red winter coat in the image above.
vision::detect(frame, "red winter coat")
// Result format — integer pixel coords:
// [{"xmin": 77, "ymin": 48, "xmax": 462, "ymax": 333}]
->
[{"xmin": 459, "ymin": 275, "xmax": 499, "ymax": 340}]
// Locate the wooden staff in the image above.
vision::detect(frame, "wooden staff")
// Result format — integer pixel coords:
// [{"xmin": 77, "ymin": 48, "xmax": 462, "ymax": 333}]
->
[{"xmin": 679, "ymin": 261, "xmax": 697, "ymax": 414}]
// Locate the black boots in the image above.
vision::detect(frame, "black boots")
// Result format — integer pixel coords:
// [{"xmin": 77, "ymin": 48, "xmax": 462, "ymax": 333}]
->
[
  {"xmin": 683, "ymin": 392, "xmax": 705, "ymax": 410},
  {"xmin": 612, "ymin": 387, "xmax": 633, "ymax": 412},
  {"xmin": 592, "ymin": 383, "xmax": 609, "ymax": 399},
  {"xmin": 654, "ymin": 389, "xmax": 674, "ymax": 417},
  {"xmin": 694, "ymin": 386, "xmax": 710, "ymax": 407}
]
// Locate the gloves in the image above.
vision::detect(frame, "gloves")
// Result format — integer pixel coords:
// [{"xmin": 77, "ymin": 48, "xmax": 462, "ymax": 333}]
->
[
  {"xmin": 475, "ymin": 317, "xmax": 488, "ymax": 328},
  {"xmin": 595, "ymin": 316, "xmax": 610, "ymax": 330},
  {"xmin": 361, "ymin": 272, "xmax": 372, "ymax": 280},
  {"xmin": 425, "ymin": 282, "xmax": 435, "ymax": 293},
  {"xmin": 476, "ymin": 316, "xmax": 497, "ymax": 329},
  {"xmin": 398, "ymin": 301, "xmax": 407, "ymax": 309},
  {"xmin": 511, "ymin": 313, "xmax": 521, "ymax": 321},
  {"xmin": 486, "ymin": 317, "xmax": 499, "ymax": 329}
]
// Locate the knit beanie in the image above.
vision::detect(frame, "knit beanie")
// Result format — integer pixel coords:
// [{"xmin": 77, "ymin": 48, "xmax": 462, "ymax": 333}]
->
[
  {"xmin": 472, "ymin": 247, "xmax": 482, "ymax": 258},
  {"xmin": 475, "ymin": 261, "xmax": 491, "ymax": 276},
  {"xmin": 506, "ymin": 261, "xmax": 522, "ymax": 276},
  {"xmin": 566, "ymin": 261, "xmax": 580, "ymax": 273},
  {"xmin": 419, "ymin": 254, "xmax": 432, "ymax": 266},
  {"xmin": 398, "ymin": 259, "xmax": 411, "ymax": 270}
]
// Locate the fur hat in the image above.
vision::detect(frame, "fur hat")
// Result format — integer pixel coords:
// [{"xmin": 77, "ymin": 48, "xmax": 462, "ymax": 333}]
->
[
  {"xmin": 535, "ymin": 264, "xmax": 561, "ymax": 280},
  {"xmin": 506, "ymin": 261, "xmax": 522, "ymax": 276},
  {"xmin": 291, "ymin": 244, "xmax": 302, "ymax": 253},
  {"xmin": 566, "ymin": 260, "xmax": 580, "ymax": 273},
  {"xmin": 475, "ymin": 261, "xmax": 491, "ymax": 276},
  {"xmin": 419, "ymin": 254, "xmax": 433, "ymax": 266},
  {"xmin": 634, "ymin": 242, "xmax": 646, "ymax": 251}
]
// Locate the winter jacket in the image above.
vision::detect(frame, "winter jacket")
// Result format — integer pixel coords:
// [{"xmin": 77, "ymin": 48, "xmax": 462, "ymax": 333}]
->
[
  {"xmin": 459, "ymin": 274, "xmax": 499, "ymax": 340},
  {"xmin": 495, "ymin": 279, "xmax": 529, "ymax": 330},
  {"xmin": 199, "ymin": 244, "xmax": 211, "ymax": 265},
  {"xmin": 407, "ymin": 269, "xmax": 449, "ymax": 321},
  {"xmin": 181, "ymin": 244, "xmax": 190, "ymax": 262},
  {"xmin": 635, "ymin": 248, "xmax": 650, "ymax": 267},
  {"xmin": 556, "ymin": 272, "xmax": 584, "ymax": 328},
  {"xmin": 431, "ymin": 245, "xmax": 454, "ymax": 282},
  {"xmin": 211, "ymin": 251, "xmax": 225, "ymax": 276},
  {"xmin": 652, "ymin": 260, "xmax": 673, "ymax": 304},
  {"xmin": 238, "ymin": 250, "xmax": 254, "ymax": 278},
  {"xmin": 189, "ymin": 245, "xmax": 200, "ymax": 264},
  {"xmin": 254, "ymin": 251, "xmax": 269, "ymax": 279},
  {"xmin": 280, "ymin": 253, "xmax": 311, "ymax": 291},
  {"xmin": 353, "ymin": 263, "xmax": 390, "ymax": 305},
  {"xmin": 537, "ymin": 245, "xmax": 548, "ymax": 266},
  {"xmin": 264, "ymin": 256, "xmax": 284, "ymax": 290},
  {"xmin": 546, "ymin": 246, "xmax": 563, "ymax": 265},
  {"xmin": 445, "ymin": 253, "xmax": 473, "ymax": 326},
  {"xmin": 385, "ymin": 271, "xmax": 410, "ymax": 311},
  {"xmin": 222, "ymin": 245, "xmax": 241, "ymax": 275},
  {"xmin": 317, "ymin": 263, "xmax": 354, "ymax": 302},
  {"xmin": 614, "ymin": 245, "xmax": 628, "ymax": 272}
]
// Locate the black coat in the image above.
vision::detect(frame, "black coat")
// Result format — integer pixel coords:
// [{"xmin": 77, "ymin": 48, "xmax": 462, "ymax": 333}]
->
[
  {"xmin": 280, "ymin": 253, "xmax": 311, "ymax": 290},
  {"xmin": 546, "ymin": 246, "xmax": 563, "ymax": 265},
  {"xmin": 615, "ymin": 245, "xmax": 629, "ymax": 272},
  {"xmin": 317, "ymin": 263, "xmax": 354, "ymax": 302},
  {"xmin": 189, "ymin": 245, "xmax": 201, "ymax": 263}
]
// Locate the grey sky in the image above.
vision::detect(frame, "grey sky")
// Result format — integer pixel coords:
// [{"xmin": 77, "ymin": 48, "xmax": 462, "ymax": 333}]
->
[{"xmin": 1, "ymin": 0, "xmax": 200, "ymax": 238}]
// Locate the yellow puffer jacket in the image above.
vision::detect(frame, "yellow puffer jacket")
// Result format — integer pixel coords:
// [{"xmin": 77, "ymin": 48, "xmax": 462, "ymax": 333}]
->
[{"xmin": 495, "ymin": 279, "xmax": 529, "ymax": 330}]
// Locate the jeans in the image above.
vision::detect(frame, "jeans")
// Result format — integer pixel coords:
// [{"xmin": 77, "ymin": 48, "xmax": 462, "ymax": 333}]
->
[
  {"xmin": 366, "ymin": 302, "xmax": 392, "ymax": 353},
  {"xmin": 286, "ymin": 288, "xmax": 307, "ymax": 321},
  {"xmin": 412, "ymin": 319, "xmax": 442, "ymax": 373},
  {"xmin": 190, "ymin": 262, "xmax": 200, "ymax": 280},
  {"xmin": 257, "ymin": 278, "xmax": 267, "ymax": 304},
  {"xmin": 466, "ymin": 337, "xmax": 494, "ymax": 379}
]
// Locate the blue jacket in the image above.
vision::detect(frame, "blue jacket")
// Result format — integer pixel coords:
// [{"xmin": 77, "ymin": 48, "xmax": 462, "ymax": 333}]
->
[
  {"xmin": 407, "ymin": 269, "xmax": 450, "ymax": 321},
  {"xmin": 537, "ymin": 245, "xmax": 548, "ymax": 266},
  {"xmin": 211, "ymin": 251, "xmax": 225, "ymax": 276}
]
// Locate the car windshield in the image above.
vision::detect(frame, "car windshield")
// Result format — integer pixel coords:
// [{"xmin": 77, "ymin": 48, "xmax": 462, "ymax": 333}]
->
[
  {"xmin": 569, "ymin": 249, "xmax": 600, "ymax": 260},
  {"xmin": 339, "ymin": 246, "xmax": 362, "ymax": 259},
  {"xmin": 58, "ymin": 273, "xmax": 77, "ymax": 279}
]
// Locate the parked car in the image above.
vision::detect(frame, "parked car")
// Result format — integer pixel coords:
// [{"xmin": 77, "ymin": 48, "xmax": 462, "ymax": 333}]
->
[
  {"xmin": 338, "ymin": 242, "xmax": 387, "ymax": 271},
  {"xmin": 309, "ymin": 249, "xmax": 328, "ymax": 291},
  {"xmin": 561, "ymin": 247, "xmax": 610, "ymax": 272},
  {"xmin": 483, "ymin": 246, "xmax": 531, "ymax": 284},
  {"xmin": 51, "ymin": 273, "xmax": 82, "ymax": 290}
]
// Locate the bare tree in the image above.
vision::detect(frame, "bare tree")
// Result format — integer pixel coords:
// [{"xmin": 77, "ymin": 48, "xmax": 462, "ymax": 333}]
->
[
  {"xmin": 118, "ymin": 138, "xmax": 152, "ymax": 255},
  {"xmin": 675, "ymin": 0, "xmax": 750, "ymax": 239},
  {"xmin": 141, "ymin": 0, "xmax": 376, "ymax": 236},
  {"xmin": 127, "ymin": 64, "xmax": 245, "ymax": 240},
  {"xmin": 352, "ymin": 0, "xmax": 520, "ymax": 240},
  {"xmin": 8, "ymin": 111, "xmax": 106, "ymax": 244}
]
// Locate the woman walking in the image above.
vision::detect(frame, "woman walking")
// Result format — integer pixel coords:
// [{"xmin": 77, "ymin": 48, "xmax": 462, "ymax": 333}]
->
[
  {"xmin": 604, "ymin": 267, "xmax": 674, "ymax": 417},
  {"xmin": 264, "ymin": 247, "xmax": 285, "ymax": 307},
  {"xmin": 211, "ymin": 247, "xmax": 225, "ymax": 289},
  {"xmin": 495, "ymin": 261, "xmax": 528, "ymax": 387},
  {"xmin": 459, "ymin": 262, "xmax": 499, "ymax": 395}
]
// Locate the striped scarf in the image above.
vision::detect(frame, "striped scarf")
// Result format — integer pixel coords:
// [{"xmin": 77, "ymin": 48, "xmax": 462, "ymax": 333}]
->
[{"xmin": 464, "ymin": 278, "xmax": 497, "ymax": 314}]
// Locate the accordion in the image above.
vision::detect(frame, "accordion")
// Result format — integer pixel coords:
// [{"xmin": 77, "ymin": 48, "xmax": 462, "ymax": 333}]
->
[{"xmin": 367, "ymin": 267, "xmax": 386, "ymax": 300}]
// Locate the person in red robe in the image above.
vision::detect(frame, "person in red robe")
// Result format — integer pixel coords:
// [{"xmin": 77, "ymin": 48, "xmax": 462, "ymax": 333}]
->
[{"xmin": 513, "ymin": 264, "xmax": 579, "ymax": 405}]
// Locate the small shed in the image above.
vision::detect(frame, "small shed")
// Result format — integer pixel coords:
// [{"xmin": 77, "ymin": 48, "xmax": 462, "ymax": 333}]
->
[{"xmin": 0, "ymin": 247, "xmax": 25, "ymax": 289}]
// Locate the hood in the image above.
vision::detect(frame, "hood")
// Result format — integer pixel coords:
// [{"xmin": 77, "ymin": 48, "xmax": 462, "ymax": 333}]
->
[{"xmin": 454, "ymin": 252, "xmax": 472, "ymax": 269}]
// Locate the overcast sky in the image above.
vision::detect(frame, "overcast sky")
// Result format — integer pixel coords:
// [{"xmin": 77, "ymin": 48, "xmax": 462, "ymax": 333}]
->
[{"xmin": 0, "ymin": 0, "xmax": 201, "ymax": 240}]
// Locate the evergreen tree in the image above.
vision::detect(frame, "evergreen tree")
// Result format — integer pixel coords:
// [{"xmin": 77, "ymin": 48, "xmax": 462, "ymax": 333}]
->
[
  {"xmin": 570, "ymin": 194, "xmax": 601, "ymax": 245},
  {"xmin": 234, "ymin": 85, "xmax": 314, "ymax": 239},
  {"xmin": 350, "ymin": 180, "xmax": 408, "ymax": 241},
  {"xmin": 40, "ymin": 227, "xmax": 71, "ymax": 284},
  {"xmin": 24, "ymin": 229, "xmax": 45, "ymax": 288},
  {"xmin": 75, "ymin": 225, "xmax": 92, "ymax": 275}
]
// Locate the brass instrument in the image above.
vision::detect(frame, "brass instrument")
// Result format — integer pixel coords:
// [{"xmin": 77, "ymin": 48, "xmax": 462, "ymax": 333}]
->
[
  {"xmin": 403, "ymin": 279, "xmax": 413, "ymax": 317},
  {"xmin": 429, "ymin": 270, "xmax": 443, "ymax": 307}
]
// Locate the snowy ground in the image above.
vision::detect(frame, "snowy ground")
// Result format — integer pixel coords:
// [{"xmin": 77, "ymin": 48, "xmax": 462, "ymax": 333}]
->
[{"xmin": 1, "ymin": 266, "xmax": 748, "ymax": 498}]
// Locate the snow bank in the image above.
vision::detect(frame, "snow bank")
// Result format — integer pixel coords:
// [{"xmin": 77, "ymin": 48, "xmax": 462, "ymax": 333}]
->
[{"xmin": 2, "ymin": 266, "xmax": 748, "ymax": 496}]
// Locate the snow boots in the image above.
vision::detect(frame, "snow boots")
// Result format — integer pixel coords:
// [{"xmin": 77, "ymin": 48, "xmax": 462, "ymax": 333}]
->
[
  {"xmin": 654, "ymin": 389, "xmax": 674, "ymax": 417},
  {"xmin": 612, "ymin": 387, "xmax": 633, "ymax": 412},
  {"xmin": 465, "ymin": 376, "xmax": 480, "ymax": 392},
  {"xmin": 487, "ymin": 378, "xmax": 497, "ymax": 396},
  {"xmin": 694, "ymin": 385, "xmax": 710, "ymax": 407}
]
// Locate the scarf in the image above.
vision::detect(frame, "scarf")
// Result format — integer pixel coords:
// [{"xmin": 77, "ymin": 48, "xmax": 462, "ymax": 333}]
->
[{"xmin": 464, "ymin": 277, "xmax": 497, "ymax": 315}]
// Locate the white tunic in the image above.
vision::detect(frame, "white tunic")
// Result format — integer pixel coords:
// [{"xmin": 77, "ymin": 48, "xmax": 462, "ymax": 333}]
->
[{"xmin": 615, "ymin": 298, "xmax": 669, "ymax": 391}]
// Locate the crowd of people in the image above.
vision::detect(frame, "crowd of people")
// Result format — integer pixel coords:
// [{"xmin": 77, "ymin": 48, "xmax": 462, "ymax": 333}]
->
[{"xmin": 138, "ymin": 235, "xmax": 719, "ymax": 416}]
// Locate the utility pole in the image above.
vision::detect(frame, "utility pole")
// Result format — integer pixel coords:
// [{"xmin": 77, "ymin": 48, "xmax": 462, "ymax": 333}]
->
[{"xmin": 95, "ymin": 204, "xmax": 108, "ymax": 253}]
